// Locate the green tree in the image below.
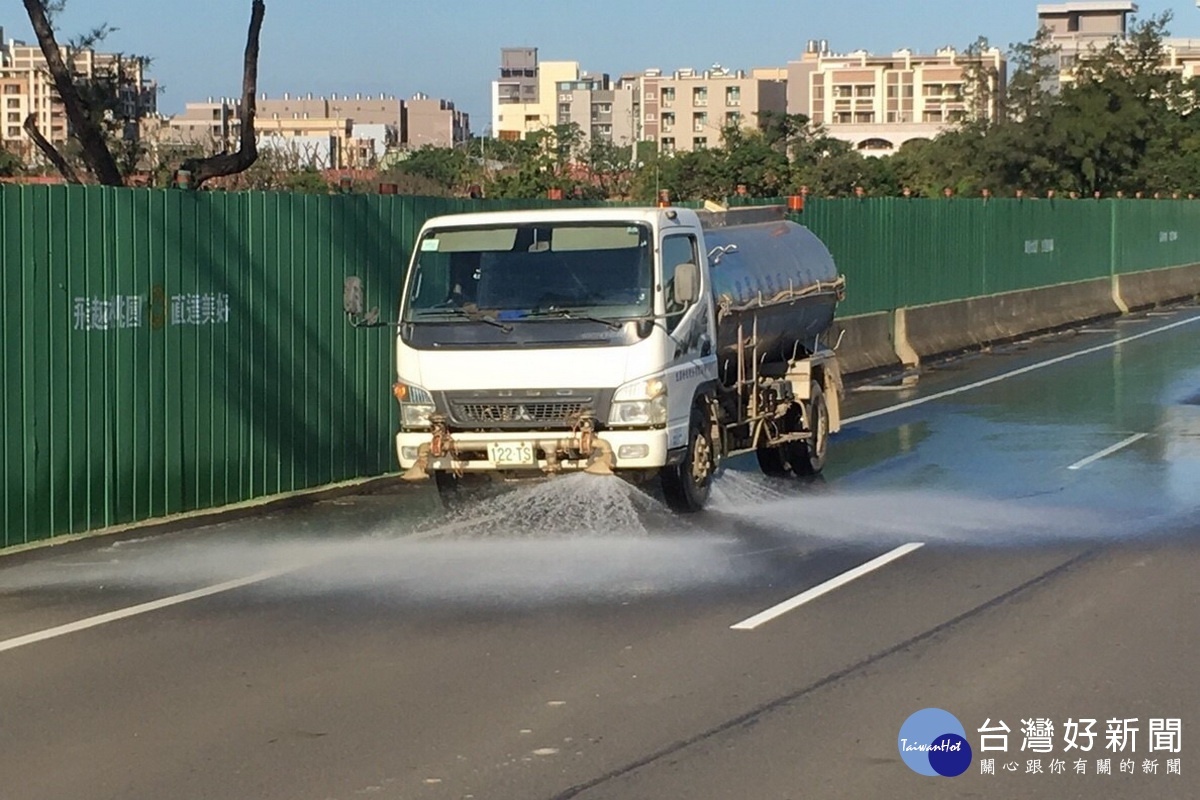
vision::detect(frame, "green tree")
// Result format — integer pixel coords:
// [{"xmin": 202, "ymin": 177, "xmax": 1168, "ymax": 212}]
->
[
  {"xmin": 0, "ymin": 145, "xmax": 24, "ymax": 177},
  {"xmin": 395, "ymin": 145, "xmax": 474, "ymax": 192}
]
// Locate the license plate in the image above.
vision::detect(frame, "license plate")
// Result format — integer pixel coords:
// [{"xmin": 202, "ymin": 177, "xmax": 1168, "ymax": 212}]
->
[{"xmin": 488, "ymin": 441, "xmax": 536, "ymax": 466}]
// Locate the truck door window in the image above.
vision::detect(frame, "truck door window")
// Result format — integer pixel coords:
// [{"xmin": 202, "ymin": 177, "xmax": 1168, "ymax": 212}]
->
[{"xmin": 662, "ymin": 234, "xmax": 698, "ymax": 333}]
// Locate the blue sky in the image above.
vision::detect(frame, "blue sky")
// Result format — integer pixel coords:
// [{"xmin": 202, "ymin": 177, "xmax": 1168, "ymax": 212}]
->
[{"xmin": 4, "ymin": 0, "xmax": 1198, "ymax": 127}]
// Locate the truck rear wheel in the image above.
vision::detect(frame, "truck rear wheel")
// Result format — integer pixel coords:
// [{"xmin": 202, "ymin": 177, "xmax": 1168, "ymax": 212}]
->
[
  {"xmin": 661, "ymin": 408, "xmax": 714, "ymax": 513},
  {"xmin": 755, "ymin": 406, "xmax": 805, "ymax": 477},
  {"xmin": 792, "ymin": 380, "xmax": 829, "ymax": 476}
]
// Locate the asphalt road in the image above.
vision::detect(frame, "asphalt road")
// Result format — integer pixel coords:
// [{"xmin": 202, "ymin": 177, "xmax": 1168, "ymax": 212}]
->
[{"xmin": 1, "ymin": 305, "xmax": 1198, "ymax": 800}]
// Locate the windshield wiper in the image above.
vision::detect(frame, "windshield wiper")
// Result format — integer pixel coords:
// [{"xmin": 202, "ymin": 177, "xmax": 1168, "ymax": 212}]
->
[
  {"xmin": 414, "ymin": 307, "xmax": 513, "ymax": 333},
  {"xmin": 524, "ymin": 308, "xmax": 625, "ymax": 331}
]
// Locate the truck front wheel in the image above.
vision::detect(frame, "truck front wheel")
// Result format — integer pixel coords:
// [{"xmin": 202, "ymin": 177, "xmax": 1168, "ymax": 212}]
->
[{"xmin": 661, "ymin": 408, "xmax": 714, "ymax": 513}]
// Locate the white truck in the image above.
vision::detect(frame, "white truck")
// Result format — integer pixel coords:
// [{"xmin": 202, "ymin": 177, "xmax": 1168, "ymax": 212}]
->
[{"xmin": 344, "ymin": 203, "xmax": 846, "ymax": 512}]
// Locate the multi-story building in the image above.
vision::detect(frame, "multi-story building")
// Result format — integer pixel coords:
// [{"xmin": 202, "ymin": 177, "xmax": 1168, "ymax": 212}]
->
[
  {"xmin": 1037, "ymin": 1, "xmax": 1135, "ymax": 88},
  {"xmin": 554, "ymin": 73, "xmax": 637, "ymax": 148},
  {"xmin": 405, "ymin": 94, "xmax": 469, "ymax": 148},
  {"xmin": 162, "ymin": 93, "xmax": 402, "ymax": 168},
  {"xmin": 787, "ymin": 41, "xmax": 1006, "ymax": 154},
  {"xmin": 492, "ymin": 48, "xmax": 581, "ymax": 140},
  {"xmin": 0, "ymin": 26, "xmax": 156, "ymax": 160},
  {"xmin": 647, "ymin": 65, "xmax": 788, "ymax": 154},
  {"xmin": 1038, "ymin": 2, "xmax": 1200, "ymax": 86},
  {"xmin": 163, "ymin": 98, "xmax": 240, "ymax": 149}
]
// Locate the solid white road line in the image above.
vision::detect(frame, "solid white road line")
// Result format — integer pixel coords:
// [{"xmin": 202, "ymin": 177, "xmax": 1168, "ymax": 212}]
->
[
  {"xmin": 0, "ymin": 566, "xmax": 299, "ymax": 655},
  {"xmin": 843, "ymin": 314, "xmax": 1200, "ymax": 426},
  {"xmin": 1066, "ymin": 433, "xmax": 1150, "ymax": 471},
  {"xmin": 731, "ymin": 543, "xmax": 925, "ymax": 631}
]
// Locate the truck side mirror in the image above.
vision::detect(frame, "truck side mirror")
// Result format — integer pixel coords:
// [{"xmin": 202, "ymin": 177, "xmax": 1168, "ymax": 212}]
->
[
  {"xmin": 673, "ymin": 262, "xmax": 700, "ymax": 305},
  {"xmin": 343, "ymin": 276, "xmax": 365, "ymax": 315}
]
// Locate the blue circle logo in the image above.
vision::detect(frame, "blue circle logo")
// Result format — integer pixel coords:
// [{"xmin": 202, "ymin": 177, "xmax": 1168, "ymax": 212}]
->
[{"xmin": 898, "ymin": 708, "xmax": 973, "ymax": 777}]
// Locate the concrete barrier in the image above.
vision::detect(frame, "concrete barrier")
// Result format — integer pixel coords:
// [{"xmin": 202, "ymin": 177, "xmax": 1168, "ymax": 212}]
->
[
  {"xmin": 830, "ymin": 311, "xmax": 902, "ymax": 375},
  {"xmin": 897, "ymin": 277, "xmax": 1120, "ymax": 364},
  {"xmin": 1114, "ymin": 263, "xmax": 1200, "ymax": 311}
]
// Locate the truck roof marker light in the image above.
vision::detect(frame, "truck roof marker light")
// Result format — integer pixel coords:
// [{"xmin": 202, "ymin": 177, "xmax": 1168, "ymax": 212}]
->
[{"xmin": 787, "ymin": 195, "xmax": 805, "ymax": 212}]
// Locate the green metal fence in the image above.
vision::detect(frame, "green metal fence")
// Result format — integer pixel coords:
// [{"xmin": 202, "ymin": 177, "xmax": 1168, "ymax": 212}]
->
[
  {"xmin": 0, "ymin": 186, "xmax": 568, "ymax": 547},
  {"xmin": 2, "ymin": 187, "xmax": 1199, "ymax": 547},
  {"xmin": 797, "ymin": 197, "xmax": 1200, "ymax": 317}
]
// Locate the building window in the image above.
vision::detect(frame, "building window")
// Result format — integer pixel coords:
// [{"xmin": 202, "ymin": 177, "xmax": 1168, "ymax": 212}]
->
[
  {"xmin": 662, "ymin": 87, "xmax": 675, "ymax": 103},
  {"xmin": 725, "ymin": 86, "xmax": 741, "ymax": 106},
  {"xmin": 834, "ymin": 112, "xmax": 852, "ymax": 124},
  {"xmin": 693, "ymin": 112, "xmax": 708, "ymax": 132},
  {"xmin": 596, "ymin": 103, "xmax": 612, "ymax": 113},
  {"xmin": 661, "ymin": 136, "xmax": 675, "ymax": 154},
  {"xmin": 694, "ymin": 136, "xmax": 707, "ymax": 150},
  {"xmin": 854, "ymin": 112, "xmax": 874, "ymax": 124},
  {"xmin": 6, "ymin": 99, "xmax": 19, "ymax": 109},
  {"xmin": 693, "ymin": 87, "xmax": 707, "ymax": 106},
  {"xmin": 833, "ymin": 85, "xmax": 853, "ymax": 98},
  {"xmin": 662, "ymin": 112, "xmax": 675, "ymax": 131},
  {"xmin": 725, "ymin": 111, "xmax": 740, "ymax": 125},
  {"xmin": 6, "ymin": 126, "xmax": 19, "ymax": 137},
  {"xmin": 855, "ymin": 85, "xmax": 875, "ymax": 98},
  {"xmin": 923, "ymin": 110, "xmax": 944, "ymax": 123},
  {"xmin": 6, "ymin": 112, "xmax": 19, "ymax": 123}
]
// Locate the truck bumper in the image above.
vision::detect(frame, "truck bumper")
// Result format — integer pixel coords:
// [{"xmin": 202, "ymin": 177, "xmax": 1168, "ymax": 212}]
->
[{"xmin": 395, "ymin": 428, "xmax": 671, "ymax": 474}]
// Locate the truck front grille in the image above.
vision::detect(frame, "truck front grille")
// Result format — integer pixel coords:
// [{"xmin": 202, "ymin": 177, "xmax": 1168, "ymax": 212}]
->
[{"xmin": 454, "ymin": 401, "xmax": 592, "ymax": 426}]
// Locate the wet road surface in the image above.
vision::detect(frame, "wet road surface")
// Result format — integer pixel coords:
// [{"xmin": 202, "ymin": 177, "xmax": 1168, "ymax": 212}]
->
[{"xmin": 1, "ymin": 305, "xmax": 1198, "ymax": 799}]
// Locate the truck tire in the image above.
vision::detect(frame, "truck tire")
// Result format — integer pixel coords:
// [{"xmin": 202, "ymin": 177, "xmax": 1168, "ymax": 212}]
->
[
  {"xmin": 661, "ymin": 408, "xmax": 714, "ymax": 513},
  {"xmin": 755, "ymin": 441, "xmax": 790, "ymax": 476},
  {"xmin": 755, "ymin": 406, "xmax": 805, "ymax": 477},
  {"xmin": 792, "ymin": 380, "xmax": 829, "ymax": 476}
]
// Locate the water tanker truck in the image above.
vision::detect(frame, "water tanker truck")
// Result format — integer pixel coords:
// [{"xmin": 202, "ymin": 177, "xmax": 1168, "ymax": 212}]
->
[{"xmin": 343, "ymin": 204, "xmax": 846, "ymax": 512}]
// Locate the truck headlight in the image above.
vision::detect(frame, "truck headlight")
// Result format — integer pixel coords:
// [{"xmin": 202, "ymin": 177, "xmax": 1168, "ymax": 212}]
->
[
  {"xmin": 394, "ymin": 380, "xmax": 436, "ymax": 429},
  {"xmin": 609, "ymin": 376, "xmax": 668, "ymax": 427}
]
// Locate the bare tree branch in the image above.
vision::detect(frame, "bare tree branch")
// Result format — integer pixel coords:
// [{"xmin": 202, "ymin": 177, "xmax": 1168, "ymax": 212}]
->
[
  {"xmin": 21, "ymin": 0, "xmax": 124, "ymax": 186},
  {"xmin": 23, "ymin": 113, "xmax": 81, "ymax": 183},
  {"xmin": 181, "ymin": 1, "xmax": 265, "ymax": 188}
]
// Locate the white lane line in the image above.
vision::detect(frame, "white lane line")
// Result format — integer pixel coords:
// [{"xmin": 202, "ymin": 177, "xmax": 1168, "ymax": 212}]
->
[
  {"xmin": 731, "ymin": 543, "xmax": 925, "ymax": 631},
  {"xmin": 0, "ymin": 566, "xmax": 299, "ymax": 655},
  {"xmin": 1066, "ymin": 433, "xmax": 1149, "ymax": 471},
  {"xmin": 843, "ymin": 314, "xmax": 1200, "ymax": 426}
]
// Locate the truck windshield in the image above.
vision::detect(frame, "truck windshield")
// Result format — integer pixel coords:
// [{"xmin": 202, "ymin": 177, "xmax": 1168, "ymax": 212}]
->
[{"xmin": 404, "ymin": 222, "xmax": 653, "ymax": 322}]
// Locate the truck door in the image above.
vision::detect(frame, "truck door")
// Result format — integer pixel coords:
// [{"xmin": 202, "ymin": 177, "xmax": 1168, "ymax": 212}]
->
[{"xmin": 660, "ymin": 232, "xmax": 716, "ymax": 439}]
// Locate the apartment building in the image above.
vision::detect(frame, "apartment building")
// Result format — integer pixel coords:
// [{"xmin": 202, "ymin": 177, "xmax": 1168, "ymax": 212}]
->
[
  {"xmin": 491, "ymin": 47, "xmax": 582, "ymax": 140},
  {"xmin": 1037, "ymin": 1, "xmax": 1135, "ymax": 87},
  {"xmin": 787, "ymin": 42, "xmax": 1006, "ymax": 154},
  {"xmin": 406, "ymin": 94, "xmax": 469, "ymax": 148},
  {"xmin": 648, "ymin": 65, "xmax": 787, "ymax": 154},
  {"xmin": 554, "ymin": 73, "xmax": 637, "ymax": 147},
  {"xmin": 161, "ymin": 93, "xmax": 402, "ymax": 168},
  {"xmin": 0, "ymin": 27, "xmax": 156, "ymax": 160}
]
